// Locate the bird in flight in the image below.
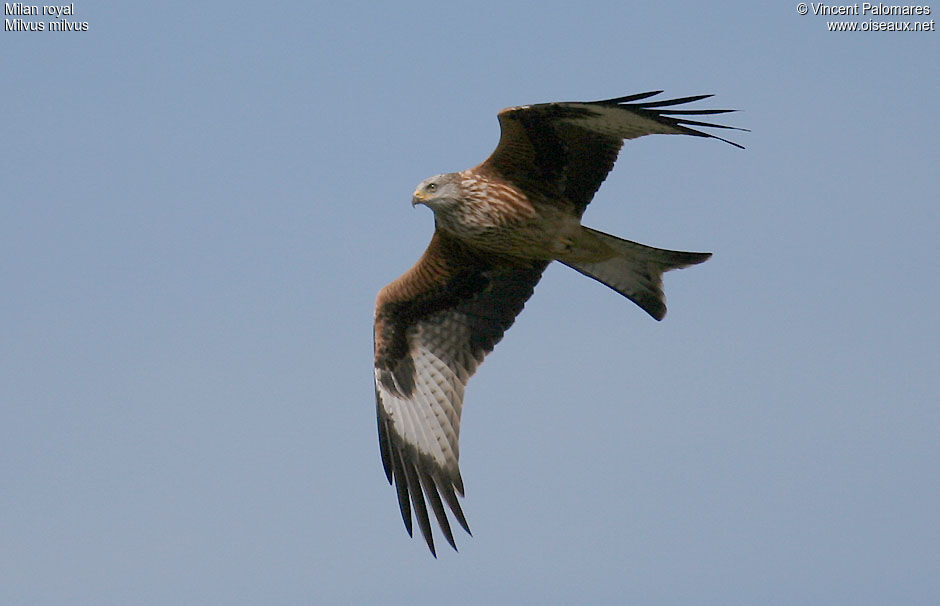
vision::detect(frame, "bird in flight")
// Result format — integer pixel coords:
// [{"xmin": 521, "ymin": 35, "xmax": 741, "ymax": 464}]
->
[{"xmin": 373, "ymin": 91, "xmax": 744, "ymax": 555}]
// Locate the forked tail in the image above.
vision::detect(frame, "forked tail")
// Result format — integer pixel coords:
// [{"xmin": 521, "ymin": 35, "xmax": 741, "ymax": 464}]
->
[{"xmin": 559, "ymin": 227, "xmax": 711, "ymax": 320}]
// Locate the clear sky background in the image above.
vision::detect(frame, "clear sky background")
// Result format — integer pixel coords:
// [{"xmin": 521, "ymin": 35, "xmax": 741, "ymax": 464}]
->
[{"xmin": 3, "ymin": 1, "xmax": 938, "ymax": 604}]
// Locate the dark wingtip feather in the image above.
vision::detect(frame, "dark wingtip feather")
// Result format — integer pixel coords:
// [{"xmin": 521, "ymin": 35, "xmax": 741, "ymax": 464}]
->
[
  {"xmin": 655, "ymin": 108, "xmax": 736, "ymax": 116},
  {"xmin": 403, "ymin": 460, "xmax": 436, "ymax": 556},
  {"xmin": 381, "ymin": 424, "xmax": 472, "ymax": 555},
  {"xmin": 392, "ymin": 450, "xmax": 413, "ymax": 537},
  {"xmin": 597, "ymin": 91, "xmax": 748, "ymax": 149},
  {"xmin": 674, "ymin": 117, "xmax": 748, "ymax": 131},
  {"xmin": 688, "ymin": 130, "xmax": 746, "ymax": 150},
  {"xmin": 422, "ymin": 472, "xmax": 458, "ymax": 552},
  {"xmin": 377, "ymin": 414, "xmax": 394, "ymax": 485},
  {"xmin": 597, "ymin": 90, "xmax": 664, "ymax": 104},
  {"xmin": 636, "ymin": 93, "xmax": 714, "ymax": 108},
  {"xmin": 439, "ymin": 485, "xmax": 471, "ymax": 536}
]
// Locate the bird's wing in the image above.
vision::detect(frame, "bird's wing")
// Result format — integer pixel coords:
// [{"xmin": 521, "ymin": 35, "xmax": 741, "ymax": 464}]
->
[
  {"xmin": 374, "ymin": 229, "xmax": 548, "ymax": 555},
  {"xmin": 478, "ymin": 91, "xmax": 745, "ymax": 216}
]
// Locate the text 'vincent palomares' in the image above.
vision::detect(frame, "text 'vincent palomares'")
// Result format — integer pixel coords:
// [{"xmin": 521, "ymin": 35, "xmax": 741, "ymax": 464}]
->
[{"xmin": 808, "ymin": 3, "xmax": 931, "ymax": 15}]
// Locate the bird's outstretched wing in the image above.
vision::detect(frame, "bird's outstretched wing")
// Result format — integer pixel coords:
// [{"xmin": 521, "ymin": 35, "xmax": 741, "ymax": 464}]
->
[
  {"xmin": 373, "ymin": 230, "xmax": 548, "ymax": 555},
  {"xmin": 478, "ymin": 91, "xmax": 745, "ymax": 216}
]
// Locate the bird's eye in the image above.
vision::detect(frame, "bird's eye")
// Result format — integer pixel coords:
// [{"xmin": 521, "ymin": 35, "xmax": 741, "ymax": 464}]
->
[{"xmin": 426, "ymin": 183, "xmax": 437, "ymax": 192}]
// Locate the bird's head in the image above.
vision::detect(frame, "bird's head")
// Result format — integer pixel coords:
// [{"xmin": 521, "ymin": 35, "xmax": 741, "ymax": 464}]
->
[{"xmin": 411, "ymin": 173, "xmax": 462, "ymax": 211}]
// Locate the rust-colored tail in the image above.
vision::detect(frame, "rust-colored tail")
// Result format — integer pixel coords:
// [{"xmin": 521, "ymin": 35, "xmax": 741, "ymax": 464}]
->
[{"xmin": 559, "ymin": 227, "xmax": 711, "ymax": 320}]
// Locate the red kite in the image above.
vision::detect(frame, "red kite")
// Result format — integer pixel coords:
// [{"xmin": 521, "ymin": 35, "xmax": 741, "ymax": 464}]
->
[{"xmin": 374, "ymin": 91, "xmax": 743, "ymax": 555}]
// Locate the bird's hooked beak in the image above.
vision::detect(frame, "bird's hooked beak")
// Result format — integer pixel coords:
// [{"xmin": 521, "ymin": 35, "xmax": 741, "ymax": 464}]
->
[{"xmin": 411, "ymin": 190, "xmax": 427, "ymax": 207}]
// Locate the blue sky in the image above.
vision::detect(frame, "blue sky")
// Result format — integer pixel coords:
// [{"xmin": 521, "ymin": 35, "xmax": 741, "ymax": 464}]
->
[{"xmin": 3, "ymin": 1, "xmax": 938, "ymax": 603}]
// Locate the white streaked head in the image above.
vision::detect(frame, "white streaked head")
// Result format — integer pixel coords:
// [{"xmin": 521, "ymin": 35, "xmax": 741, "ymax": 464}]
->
[{"xmin": 411, "ymin": 173, "xmax": 462, "ymax": 210}]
